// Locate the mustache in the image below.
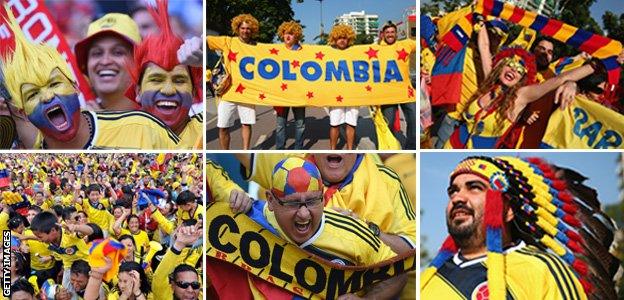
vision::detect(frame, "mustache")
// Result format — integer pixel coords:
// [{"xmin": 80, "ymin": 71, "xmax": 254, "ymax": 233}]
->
[{"xmin": 450, "ymin": 202, "xmax": 474, "ymax": 217}]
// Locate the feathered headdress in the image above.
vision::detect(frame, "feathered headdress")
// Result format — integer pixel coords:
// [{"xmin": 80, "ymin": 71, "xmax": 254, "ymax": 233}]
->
[
  {"xmin": 421, "ymin": 156, "xmax": 619, "ymax": 300},
  {"xmin": 493, "ymin": 47, "xmax": 537, "ymax": 85},
  {"xmin": 129, "ymin": 0, "xmax": 202, "ymax": 102}
]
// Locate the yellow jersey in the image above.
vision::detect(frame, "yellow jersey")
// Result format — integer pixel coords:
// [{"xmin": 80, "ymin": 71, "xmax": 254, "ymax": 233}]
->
[
  {"xmin": 80, "ymin": 199, "xmax": 114, "ymax": 235},
  {"xmin": 49, "ymin": 228, "xmax": 90, "ymax": 269},
  {"xmin": 246, "ymin": 154, "xmax": 416, "ymax": 249},
  {"xmin": 34, "ymin": 111, "xmax": 180, "ymax": 150},
  {"xmin": 25, "ymin": 229, "xmax": 55, "ymax": 271},
  {"xmin": 445, "ymin": 99, "xmax": 514, "ymax": 149},
  {"xmin": 206, "ymin": 160, "xmax": 244, "ymax": 203},
  {"xmin": 420, "ymin": 242, "xmax": 587, "ymax": 300},
  {"xmin": 178, "ymin": 113, "xmax": 203, "ymax": 149}
]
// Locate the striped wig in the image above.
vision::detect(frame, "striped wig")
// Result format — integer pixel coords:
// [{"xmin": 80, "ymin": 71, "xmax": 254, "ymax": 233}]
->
[
  {"xmin": 129, "ymin": 0, "xmax": 202, "ymax": 102},
  {"xmin": 421, "ymin": 156, "xmax": 619, "ymax": 300}
]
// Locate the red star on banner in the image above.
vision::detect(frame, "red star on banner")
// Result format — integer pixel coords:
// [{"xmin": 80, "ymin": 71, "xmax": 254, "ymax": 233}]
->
[
  {"xmin": 336, "ymin": 95, "xmax": 343, "ymax": 102},
  {"xmin": 269, "ymin": 48, "xmax": 279, "ymax": 55},
  {"xmin": 291, "ymin": 60, "xmax": 300, "ymax": 68},
  {"xmin": 281, "ymin": 83, "xmax": 288, "ymax": 91},
  {"xmin": 306, "ymin": 91, "xmax": 314, "ymax": 99},
  {"xmin": 408, "ymin": 87, "xmax": 414, "ymax": 98},
  {"xmin": 235, "ymin": 83, "xmax": 245, "ymax": 93},
  {"xmin": 315, "ymin": 51, "xmax": 325, "ymax": 60},
  {"xmin": 228, "ymin": 51, "xmax": 238, "ymax": 62},
  {"xmin": 365, "ymin": 47, "xmax": 378, "ymax": 59},
  {"xmin": 365, "ymin": 85, "xmax": 372, "ymax": 92},
  {"xmin": 397, "ymin": 48, "xmax": 409, "ymax": 62},
  {"xmin": 259, "ymin": 93, "xmax": 266, "ymax": 100}
]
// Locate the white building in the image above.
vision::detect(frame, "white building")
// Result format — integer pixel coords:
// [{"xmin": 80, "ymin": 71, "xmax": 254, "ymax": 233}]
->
[
  {"xmin": 507, "ymin": 0, "xmax": 559, "ymax": 17},
  {"xmin": 333, "ymin": 11, "xmax": 379, "ymax": 38}
]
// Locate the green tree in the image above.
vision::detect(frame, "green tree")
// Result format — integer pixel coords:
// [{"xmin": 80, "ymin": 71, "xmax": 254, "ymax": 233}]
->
[
  {"xmin": 354, "ymin": 33, "xmax": 374, "ymax": 45},
  {"xmin": 555, "ymin": 0, "xmax": 603, "ymax": 57},
  {"xmin": 420, "ymin": 0, "xmax": 470, "ymax": 17},
  {"xmin": 602, "ymin": 11, "xmax": 624, "ymax": 44},
  {"xmin": 205, "ymin": 0, "xmax": 304, "ymax": 43}
]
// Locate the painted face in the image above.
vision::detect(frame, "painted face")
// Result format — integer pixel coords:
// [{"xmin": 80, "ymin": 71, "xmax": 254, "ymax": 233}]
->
[
  {"xmin": 86, "ymin": 36, "xmax": 133, "ymax": 97},
  {"xmin": 172, "ymin": 271, "xmax": 200, "ymax": 300},
  {"xmin": 313, "ymin": 154, "xmax": 357, "ymax": 184},
  {"xmin": 499, "ymin": 60, "xmax": 525, "ymax": 87},
  {"xmin": 267, "ymin": 190, "xmax": 323, "ymax": 244},
  {"xmin": 445, "ymin": 173, "xmax": 488, "ymax": 243},
  {"xmin": 383, "ymin": 27, "xmax": 397, "ymax": 45},
  {"xmin": 139, "ymin": 64, "xmax": 193, "ymax": 133},
  {"xmin": 21, "ymin": 68, "xmax": 81, "ymax": 142}
]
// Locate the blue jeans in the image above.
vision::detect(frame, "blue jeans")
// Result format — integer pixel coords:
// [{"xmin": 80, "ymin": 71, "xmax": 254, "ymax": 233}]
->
[
  {"xmin": 276, "ymin": 107, "xmax": 305, "ymax": 149},
  {"xmin": 381, "ymin": 102, "xmax": 416, "ymax": 149}
]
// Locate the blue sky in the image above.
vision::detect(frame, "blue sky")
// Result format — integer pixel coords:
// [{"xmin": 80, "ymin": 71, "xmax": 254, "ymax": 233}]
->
[
  {"xmin": 420, "ymin": 152, "xmax": 621, "ymax": 262},
  {"xmin": 292, "ymin": 0, "xmax": 415, "ymax": 42}
]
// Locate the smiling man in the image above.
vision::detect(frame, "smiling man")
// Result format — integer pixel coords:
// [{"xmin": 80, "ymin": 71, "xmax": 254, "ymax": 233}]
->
[
  {"xmin": 131, "ymin": 0, "xmax": 203, "ymax": 149},
  {"xmin": 421, "ymin": 156, "xmax": 618, "ymax": 300},
  {"xmin": 0, "ymin": 11, "xmax": 180, "ymax": 149}
]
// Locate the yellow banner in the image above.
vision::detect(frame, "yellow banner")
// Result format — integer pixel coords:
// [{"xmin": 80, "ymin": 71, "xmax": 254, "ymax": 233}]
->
[
  {"xmin": 206, "ymin": 202, "xmax": 416, "ymax": 299},
  {"xmin": 215, "ymin": 39, "xmax": 415, "ymax": 107},
  {"xmin": 542, "ymin": 97, "xmax": 624, "ymax": 149}
]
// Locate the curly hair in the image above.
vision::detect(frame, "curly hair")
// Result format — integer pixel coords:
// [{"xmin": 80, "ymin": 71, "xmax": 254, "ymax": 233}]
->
[
  {"xmin": 462, "ymin": 59, "xmax": 528, "ymax": 135},
  {"xmin": 230, "ymin": 14, "xmax": 259, "ymax": 37},
  {"xmin": 328, "ymin": 24, "xmax": 355, "ymax": 47},
  {"xmin": 277, "ymin": 21, "xmax": 303, "ymax": 42}
]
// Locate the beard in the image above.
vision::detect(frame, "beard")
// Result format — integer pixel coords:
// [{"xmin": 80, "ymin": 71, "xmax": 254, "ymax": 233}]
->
[
  {"xmin": 446, "ymin": 202, "xmax": 483, "ymax": 248},
  {"xmin": 535, "ymin": 54, "xmax": 550, "ymax": 72}
]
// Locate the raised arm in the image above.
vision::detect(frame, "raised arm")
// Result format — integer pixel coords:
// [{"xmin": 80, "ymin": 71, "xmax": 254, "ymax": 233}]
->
[
  {"xmin": 477, "ymin": 24, "xmax": 493, "ymax": 78},
  {"xmin": 516, "ymin": 63, "xmax": 594, "ymax": 106}
]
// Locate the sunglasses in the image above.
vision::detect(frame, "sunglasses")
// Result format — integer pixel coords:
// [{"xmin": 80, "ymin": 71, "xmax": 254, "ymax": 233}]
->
[
  {"xmin": 175, "ymin": 281, "xmax": 200, "ymax": 290},
  {"xmin": 506, "ymin": 60, "xmax": 527, "ymax": 76}
]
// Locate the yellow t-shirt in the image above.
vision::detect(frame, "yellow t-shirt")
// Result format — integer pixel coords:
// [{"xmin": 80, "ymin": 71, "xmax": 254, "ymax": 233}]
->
[
  {"xmin": 48, "ymin": 229, "xmax": 89, "ymax": 269},
  {"xmin": 131, "ymin": 230, "xmax": 150, "ymax": 255},
  {"xmin": 246, "ymin": 154, "xmax": 416, "ymax": 249},
  {"xmin": 420, "ymin": 243, "xmax": 587, "ymax": 300},
  {"xmin": 206, "ymin": 160, "xmax": 244, "ymax": 202},
  {"xmin": 81, "ymin": 199, "xmax": 114, "ymax": 235},
  {"xmin": 33, "ymin": 111, "xmax": 180, "ymax": 150},
  {"xmin": 178, "ymin": 113, "xmax": 203, "ymax": 149},
  {"xmin": 24, "ymin": 229, "xmax": 55, "ymax": 271},
  {"xmin": 444, "ymin": 99, "xmax": 514, "ymax": 149},
  {"xmin": 176, "ymin": 204, "xmax": 204, "ymax": 227}
]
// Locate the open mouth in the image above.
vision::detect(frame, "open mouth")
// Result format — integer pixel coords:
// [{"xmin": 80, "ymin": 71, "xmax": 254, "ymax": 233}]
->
[
  {"xmin": 503, "ymin": 71, "xmax": 515, "ymax": 82},
  {"xmin": 294, "ymin": 219, "xmax": 311, "ymax": 234},
  {"xmin": 325, "ymin": 155, "xmax": 344, "ymax": 168},
  {"xmin": 451, "ymin": 207, "xmax": 473, "ymax": 220},
  {"xmin": 46, "ymin": 105, "xmax": 69, "ymax": 131},
  {"xmin": 155, "ymin": 99, "xmax": 180, "ymax": 114}
]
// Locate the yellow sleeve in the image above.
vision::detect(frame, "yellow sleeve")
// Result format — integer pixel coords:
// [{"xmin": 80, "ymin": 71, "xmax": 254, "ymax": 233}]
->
[
  {"xmin": 151, "ymin": 209, "xmax": 175, "ymax": 235},
  {"xmin": 206, "ymin": 160, "xmax": 243, "ymax": 202},
  {"xmin": 377, "ymin": 165, "xmax": 417, "ymax": 249},
  {"xmin": 207, "ymin": 36, "xmax": 231, "ymax": 51},
  {"xmin": 361, "ymin": 238, "xmax": 397, "ymax": 266},
  {"xmin": 0, "ymin": 211, "xmax": 8, "ymax": 232},
  {"xmin": 152, "ymin": 247, "xmax": 190, "ymax": 297},
  {"xmin": 399, "ymin": 39, "xmax": 416, "ymax": 53}
]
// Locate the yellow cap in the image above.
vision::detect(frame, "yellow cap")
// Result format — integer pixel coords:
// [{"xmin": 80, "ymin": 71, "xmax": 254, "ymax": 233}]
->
[
  {"xmin": 74, "ymin": 13, "xmax": 141, "ymax": 74},
  {"xmin": 172, "ymin": 182, "xmax": 181, "ymax": 189}
]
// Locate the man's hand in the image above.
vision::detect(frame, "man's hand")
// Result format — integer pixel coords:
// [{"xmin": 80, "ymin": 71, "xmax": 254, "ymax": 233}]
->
[
  {"xmin": 173, "ymin": 224, "xmax": 202, "ymax": 249},
  {"xmin": 229, "ymin": 190, "xmax": 252, "ymax": 213},
  {"xmin": 554, "ymin": 81, "xmax": 577, "ymax": 110},
  {"xmin": 177, "ymin": 36, "xmax": 203, "ymax": 67}
]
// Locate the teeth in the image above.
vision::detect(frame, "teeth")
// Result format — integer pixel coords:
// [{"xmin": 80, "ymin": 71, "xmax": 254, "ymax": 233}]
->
[
  {"xmin": 295, "ymin": 220, "xmax": 310, "ymax": 225},
  {"xmin": 98, "ymin": 70, "xmax": 118, "ymax": 76},
  {"xmin": 156, "ymin": 101, "xmax": 178, "ymax": 108}
]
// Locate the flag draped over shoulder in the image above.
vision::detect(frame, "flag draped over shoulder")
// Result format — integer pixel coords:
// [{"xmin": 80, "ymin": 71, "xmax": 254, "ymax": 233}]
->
[{"xmin": 541, "ymin": 96, "xmax": 624, "ymax": 149}]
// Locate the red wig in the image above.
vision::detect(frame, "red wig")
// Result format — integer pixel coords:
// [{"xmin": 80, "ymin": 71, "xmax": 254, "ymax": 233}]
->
[
  {"xmin": 493, "ymin": 47, "xmax": 537, "ymax": 86},
  {"xmin": 129, "ymin": 0, "xmax": 203, "ymax": 103}
]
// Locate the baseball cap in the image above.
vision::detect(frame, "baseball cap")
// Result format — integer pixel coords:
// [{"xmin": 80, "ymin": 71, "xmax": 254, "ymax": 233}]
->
[{"xmin": 74, "ymin": 13, "xmax": 141, "ymax": 74}]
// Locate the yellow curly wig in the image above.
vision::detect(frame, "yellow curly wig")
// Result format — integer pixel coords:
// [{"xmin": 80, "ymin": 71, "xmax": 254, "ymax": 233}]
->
[
  {"xmin": 328, "ymin": 24, "xmax": 355, "ymax": 46},
  {"xmin": 277, "ymin": 21, "xmax": 303, "ymax": 42},
  {"xmin": 230, "ymin": 14, "xmax": 259, "ymax": 37}
]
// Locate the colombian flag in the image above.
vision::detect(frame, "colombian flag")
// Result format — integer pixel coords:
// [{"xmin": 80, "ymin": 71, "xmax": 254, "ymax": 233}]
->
[
  {"xmin": 89, "ymin": 238, "xmax": 127, "ymax": 282},
  {"xmin": 0, "ymin": 163, "xmax": 9, "ymax": 188}
]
